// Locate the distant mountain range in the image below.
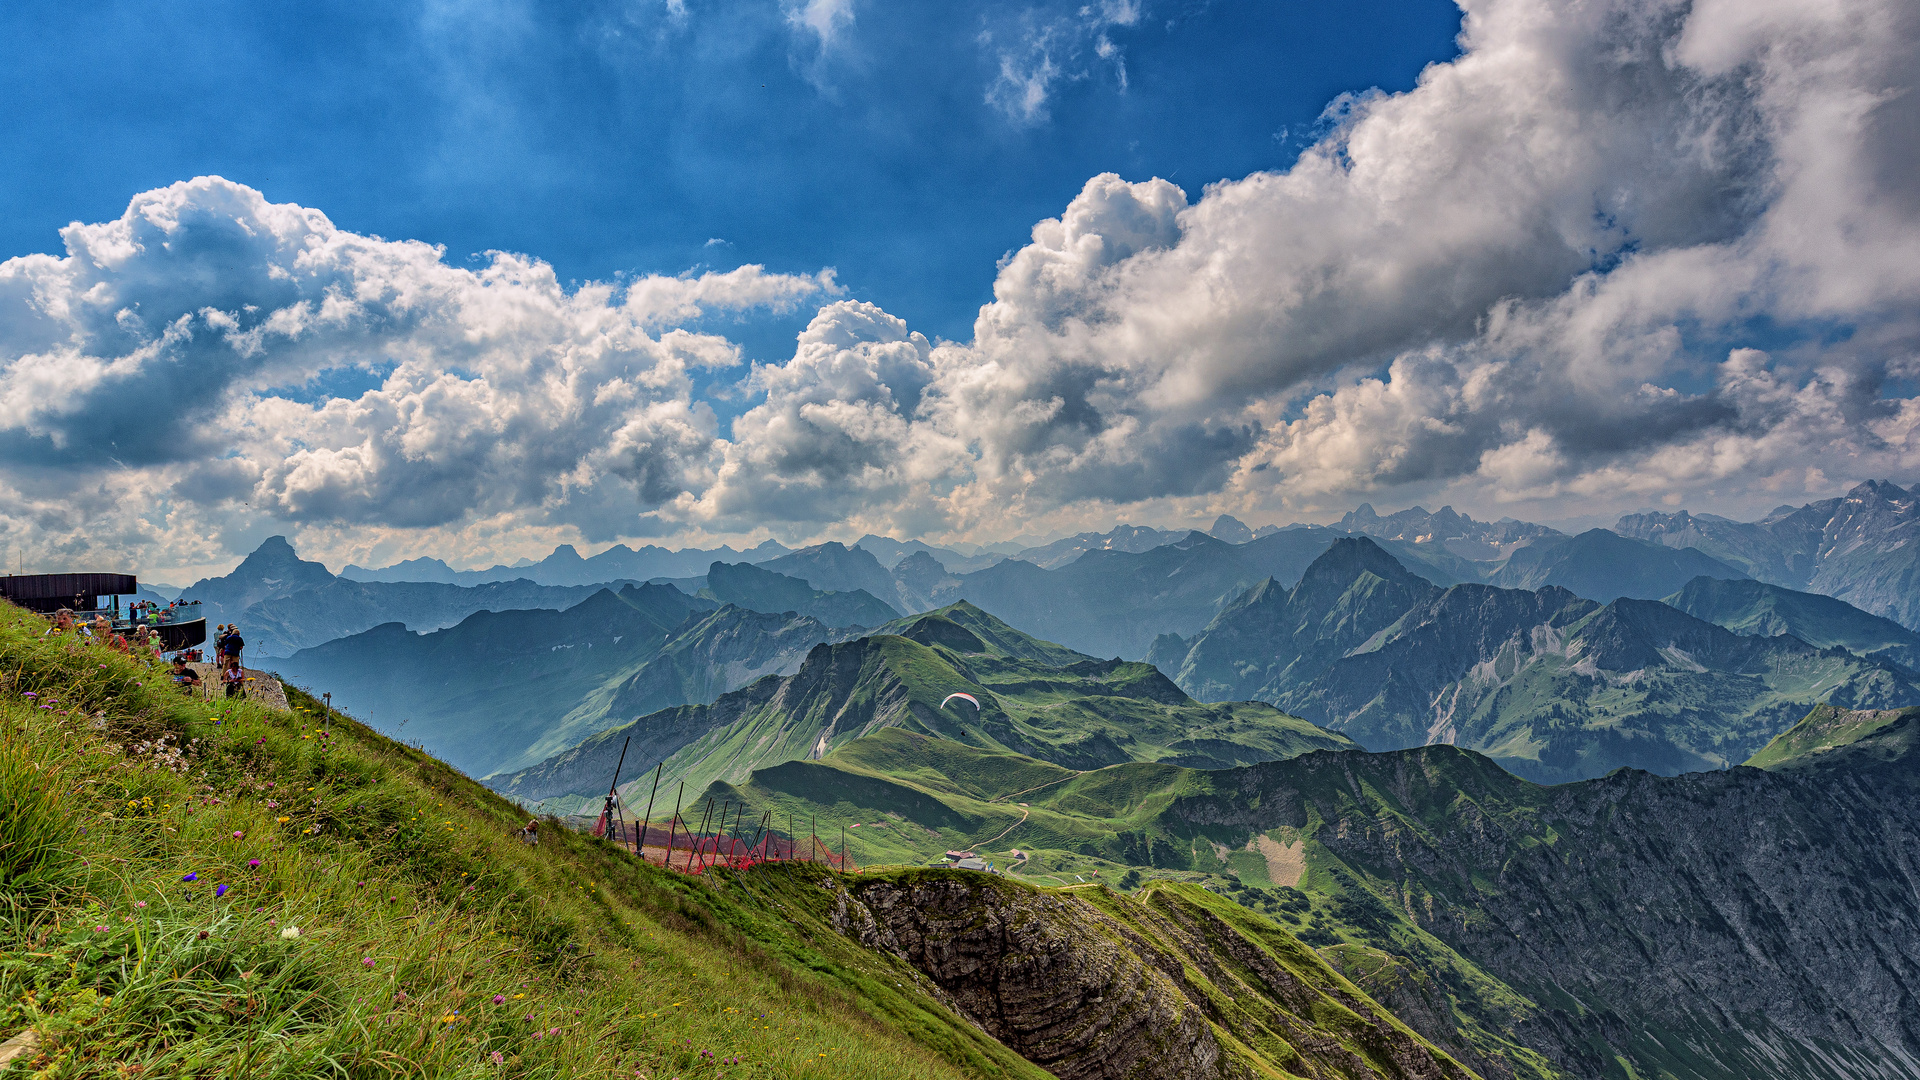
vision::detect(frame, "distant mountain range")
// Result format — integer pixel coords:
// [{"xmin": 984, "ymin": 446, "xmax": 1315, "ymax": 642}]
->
[
  {"xmin": 271, "ymin": 583, "xmax": 718, "ymax": 775},
  {"xmin": 267, "ymin": 553, "xmax": 918, "ymax": 776},
  {"xmin": 486, "ymin": 601, "xmax": 1353, "ymax": 809},
  {"xmin": 210, "ymin": 481, "xmax": 1920, "ymax": 663},
  {"xmin": 339, "ymin": 538, "xmax": 793, "ymax": 586},
  {"xmin": 1151, "ymin": 538, "xmax": 1920, "ymax": 782},
  {"xmin": 179, "ymin": 537, "xmax": 662, "ymax": 657},
  {"xmin": 701, "ymin": 559, "xmax": 900, "ymax": 625},
  {"xmin": 1338, "ymin": 501, "xmax": 1563, "ymax": 560},
  {"xmin": 1618, "ymin": 479, "xmax": 1920, "ymax": 628}
]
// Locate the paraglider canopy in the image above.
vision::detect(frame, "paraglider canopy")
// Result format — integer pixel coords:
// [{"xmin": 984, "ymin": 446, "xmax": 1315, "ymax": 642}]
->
[{"xmin": 940, "ymin": 692, "xmax": 981, "ymax": 711}]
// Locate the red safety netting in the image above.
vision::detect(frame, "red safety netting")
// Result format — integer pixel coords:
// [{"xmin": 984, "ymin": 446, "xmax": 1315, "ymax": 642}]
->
[{"xmin": 601, "ymin": 817, "xmax": 858, "ymax": 874}]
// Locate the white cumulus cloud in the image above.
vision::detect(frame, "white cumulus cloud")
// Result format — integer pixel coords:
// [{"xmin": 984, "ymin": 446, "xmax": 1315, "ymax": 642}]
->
[{"xmin": 6, "ymin": 0, "xmax": 1920, "ymax": 574}]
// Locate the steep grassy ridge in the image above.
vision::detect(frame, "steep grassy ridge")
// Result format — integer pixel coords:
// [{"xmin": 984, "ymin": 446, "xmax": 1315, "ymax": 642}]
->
[
  {"xmin": 489, "ymin": 605, "xmax": 1352, "ymax": 812},
  {"xmin": 0, "ymin": 600, "xmax": 1050, "ymax": 1080},
  {"xmin": 1741, "ymin": 701, "xmax": 1920, "ymax": 768}
]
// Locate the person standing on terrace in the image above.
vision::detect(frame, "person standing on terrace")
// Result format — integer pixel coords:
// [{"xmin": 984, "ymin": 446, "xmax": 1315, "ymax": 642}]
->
[{"xmin": 221, "ymin": 656, "xmax": 246, "ymax": 699}]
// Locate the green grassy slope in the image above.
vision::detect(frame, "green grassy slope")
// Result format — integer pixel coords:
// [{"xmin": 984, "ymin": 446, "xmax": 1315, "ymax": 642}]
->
[
  {"xmin": 0, "ymin": 597, "xmax": 1494, "ymax": 1080},
  {"xmin": 1742, "ymin": 702, "xmax": 1920, "ymax": 769},
  {"xmin": 694, "ymin": 717, "xmax": 1920, "ymax": 1080},
  {"xmin": 490, "ymin": 606, "xmax": 1352, "ymax": 812},
  {"xmin": 0, "ymin": 600, "xmax": 1050, "ymax": 1080},
  {"xmin": 703, "ymin": 734, "xmax": 1563, "ymax": 1076},
  {"xmin": 873, "ymin": 602, "xmax": 1093, "ymax": 667}
]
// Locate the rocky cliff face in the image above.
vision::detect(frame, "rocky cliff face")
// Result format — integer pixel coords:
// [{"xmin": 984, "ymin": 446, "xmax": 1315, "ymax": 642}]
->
[
  {"xmin": 829, "ymin": 871, "xmax": 1476, "ymax": 1080},
  {"xmin": 1146, "ymin": 723, "xmax": 1920, "ymax": 1080}
]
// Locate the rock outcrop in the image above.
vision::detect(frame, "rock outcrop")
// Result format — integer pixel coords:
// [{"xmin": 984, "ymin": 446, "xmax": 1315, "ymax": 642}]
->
[{"xmin": 829, "ymin": 870, "xmax": 1476, "ymax": 1080}]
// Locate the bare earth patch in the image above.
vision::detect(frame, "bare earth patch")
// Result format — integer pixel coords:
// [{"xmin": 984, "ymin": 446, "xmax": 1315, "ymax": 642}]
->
[{"xmin": 1252, "ymin": 834, "xmax": 1305, "ymax": 887}]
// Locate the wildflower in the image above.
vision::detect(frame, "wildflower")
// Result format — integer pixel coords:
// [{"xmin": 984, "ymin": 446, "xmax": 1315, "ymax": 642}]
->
[
  {"xmin": 248, "ymin": 859, "xmax": 261, "ymax": 868},
  {"xmin": 22, "ymin": 692, "xmax": 34, "ymax": 698},
  {"xmin": 215, "ymin": 884, "xmax": 229, "ymax": 898},
  {"xmin": 490, "ymin": 1051, "xmax": 505, "ymax": 1064},
  {"xmin": 233, "ymin": 831, "xmax": 244, "ymax": 839},
  {"xmin": 134, "ymin": 901, "xmax": 147, "ymax": 909},
  {"xmin": 547, "ymin": 1027, "xmax": 559, "ymax": 1037},
  {"xmin": 276, "ymin": 816, "xmax": 290, "ymax": 823},
  {"xmin": 280, "ymin": 926, "xmax": 300, "ymax": 939},
  {"xmin": 94, "ymin": 924, "xmax": 107, "ymax": 932},
  {"xmin": 493, "ymin": 994, "xmax": 505, "ymax": 1004},
  {"xmin": 182, "ymin": 872, "xmax": 198, "ymax": 882}
]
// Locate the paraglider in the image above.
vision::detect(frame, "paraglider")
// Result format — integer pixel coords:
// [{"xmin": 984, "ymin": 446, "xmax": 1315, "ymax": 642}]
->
[{"xmin": 941, "ymin": 692, "xmax": 980, "ymax": 711}]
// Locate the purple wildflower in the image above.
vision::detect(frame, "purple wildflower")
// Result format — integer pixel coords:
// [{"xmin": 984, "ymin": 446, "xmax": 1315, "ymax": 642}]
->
[
  {"xmin": 182, "ymin": 872, "xmax": 198, "ymax": 882},
  {"xmin": 248, "ymin": 859, "xmax": 261, "ymax": 868},
  {"xmin": 215, "ymin": 884, "xmax": 228, "ymax": 898},
  {"xmin": 493, "ymin": 994, "xmax": 505, "ymax": 1004}
]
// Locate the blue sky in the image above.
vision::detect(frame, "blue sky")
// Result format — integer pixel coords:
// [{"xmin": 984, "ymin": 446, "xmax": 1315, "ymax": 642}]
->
[
  {"xmin": 1, "ymin": 0, "xmax": 1459, "ymax": 357},
  {"xmin": 4, "ymin": 0, "xmax": 1915, "ymax": 577}
]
